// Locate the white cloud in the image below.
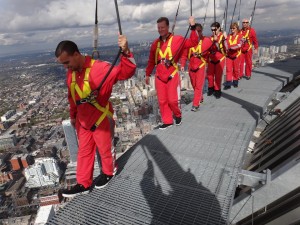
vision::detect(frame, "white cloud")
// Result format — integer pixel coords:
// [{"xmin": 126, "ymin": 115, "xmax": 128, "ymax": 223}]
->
[{"xmin": 0, "ymin": 0, "xmax": 299, "ymax": 55}]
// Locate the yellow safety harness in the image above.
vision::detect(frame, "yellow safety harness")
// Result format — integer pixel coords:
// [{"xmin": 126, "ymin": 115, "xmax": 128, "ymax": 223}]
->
[
  {"xmin": 228, "ymin": 35, "xmax": 241, "ymax": 58},
  {"xmin": 209, "ymin": 34, "xmax": 226, "ymax": 64},
  {"xmin": 155, "ymin": 36, "xmax": 179, "ymax": 80},
  {"xmin": 242, "ymin": 29, "xmax": 252, "ymax": 52},
  {"xmin": 70, "ymin": 59, "xmax": 113, "ymax": 131},
  {"xmin": 188, "ymin": 40, "xmax": 207, "ymax": 70}
]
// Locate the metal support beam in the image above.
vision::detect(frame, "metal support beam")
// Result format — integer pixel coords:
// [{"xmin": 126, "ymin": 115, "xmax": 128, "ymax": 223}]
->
[{"xmin": 238, "ymin": 169, "xmax": 271, "ymax": 188}]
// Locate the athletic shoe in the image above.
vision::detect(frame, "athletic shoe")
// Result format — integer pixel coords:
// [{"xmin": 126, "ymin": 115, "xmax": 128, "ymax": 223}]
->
[
  {"xmin": 159, "ymin": 123, "xmax": 173, "ymax": 130},
  {"xmin": 62, "ymin": 184, "xmax": 90, "ymax": 198},
  {"xmin": 207, "ymin": 87, "xmax": 214, "ymax": 96},
  {"xmin": 175, "ymin": 117, "xmax": 182, "ymax": 126},
  {"xmin": 224, "ymin": 85, "xmax": 231, "ymax": 90},
  {"xmin": 191, "ymin": 106, "xmax": 199, "ymax": 112},
  {"xmin": 214, "ymin": 90, "xmax": 222, "ymax": 99},
  {"xmin": 95, "ymin": 173, "xmax": 114, "ymax": 189},
  {"xmin": 245, "ymin": 76, "xmax": 251, "ymax": 80}
]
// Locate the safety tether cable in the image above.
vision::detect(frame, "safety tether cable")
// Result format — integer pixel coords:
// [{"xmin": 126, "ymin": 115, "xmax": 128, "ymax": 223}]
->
[{"xmin": 81, "ymin": 0, "xmax": 123, "ymax": 103}]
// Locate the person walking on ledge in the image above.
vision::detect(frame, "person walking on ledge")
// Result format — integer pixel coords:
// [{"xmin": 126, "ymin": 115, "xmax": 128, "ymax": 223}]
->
[
  {"xmin": 207, "ymin": 22, "xmax": 227, "ymax": 99},
  {"xmin": 240, "ymin": 18, "xmax": 259, "ymax": 80},
  {"xmin": 55, "ymin": 36, "xmax": 136, "ymax": 198},
  {"xmin": 180, "ymin": 23, "xmax": 212, "ymax": 111},
  {"xmin": 145, "ymin": 16, "xmax": 198, "ymax": 130}
]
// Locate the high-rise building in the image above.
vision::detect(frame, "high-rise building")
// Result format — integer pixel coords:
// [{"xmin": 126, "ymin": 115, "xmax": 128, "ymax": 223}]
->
[
  {"xmin": 0, "ymin": 134, "xmax": 17, "ymax": 150},
  {"xmin": 62, "ymin": 120, "xmax": 78, "ymax": 164},
  {"xmin": 24, "ymin": 158, "xmax": 61, "ymax": 188},
  {"xmin": 280, "ymin": 45, "xmax": 287, "ymax": 53}
]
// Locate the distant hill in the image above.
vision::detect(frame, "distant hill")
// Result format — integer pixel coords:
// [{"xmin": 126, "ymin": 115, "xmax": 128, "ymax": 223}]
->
[{"xmin": 257, "ymin": 29, "xmax": 300, "ymax": 46}]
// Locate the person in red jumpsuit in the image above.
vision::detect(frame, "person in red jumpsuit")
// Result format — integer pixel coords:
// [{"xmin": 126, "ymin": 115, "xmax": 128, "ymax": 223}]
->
[
  {"xmin": 180, "ymin": 23, "xmax": 213, "ymax": 111},
  {"xmin": 240, "ymin": 18, "xmax": 259, "ymax": 80},
  {"xmin": 224, "ymin": 22, "xmax": 242, "ymax": 89},
  {"xmin": 55, "ymin": 35, "xmax": 136, "ymax": 198},
  {"xmin": 145, "ymin": 16, "xmax": 198, "ymax": 130},
  {"xmin": 207, "ymin": 22, "xmax": 227, "ymax": 99}
]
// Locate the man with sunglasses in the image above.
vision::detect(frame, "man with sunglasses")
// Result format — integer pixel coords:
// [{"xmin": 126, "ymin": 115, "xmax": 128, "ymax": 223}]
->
[{"xmin": 240, "ymin": 18, "xmax": 259, "ymax": 80}]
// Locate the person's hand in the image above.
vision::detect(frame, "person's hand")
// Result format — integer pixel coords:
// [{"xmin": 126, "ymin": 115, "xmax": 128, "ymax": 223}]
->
[
  {"xmin": 189, "ymin": 16, "xmax": 195, "ymax": 26},
  {"xmin": 145, "ymin": 76, "xmax": 150, "ymax": 85},
  {"xmin": 118, "ymin": 34, "xmax": 130, "ymax": 54},
  {"xmin": 254, "ymin": 48, "xmax": 258, "ymax": 55},
  {"xmin": 181, "ymin": 67, "xmax": 185, "ymax": 72},
  {"xmin": 213, "ymin": 32, "xmax": 218, "ymax": 41},
  {"xmin": 223, "ymin": 31, "xmax": 227, "ymax": 40}
]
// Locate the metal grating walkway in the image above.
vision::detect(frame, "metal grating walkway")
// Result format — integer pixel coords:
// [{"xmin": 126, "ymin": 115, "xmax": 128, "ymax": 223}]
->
[{"xmin": 48, "ymin": 58, "xmax": 298, "ymax": 225}]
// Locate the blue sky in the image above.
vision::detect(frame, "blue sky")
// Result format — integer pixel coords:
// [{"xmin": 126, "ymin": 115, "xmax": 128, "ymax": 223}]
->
[{"xmin": 0, "ymin": 0, "xmax": 299, "ymax": 56}]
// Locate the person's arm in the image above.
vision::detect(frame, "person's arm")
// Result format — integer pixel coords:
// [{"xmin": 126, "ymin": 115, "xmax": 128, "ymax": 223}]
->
[
  {"xmin": 180, "ymin": 48, "xmax": 189, "ymax": 72},
  {"xmin": 183, "ymin": 16, "xmax": 198, "ymax": 49},
  {"xmin": 202, "ymin": 37, "xmax": 213, "ymax": 55},
  {"xmin": 145, "ymin": 41, "xmax": 157, "ymax": 85},
  {"xmin": 108, "ymin": 34, "xmax": 137, "ymax": 82},
  {"xmin": 251, "ymin": 28, "xmax": 259, "ymax": 54}
]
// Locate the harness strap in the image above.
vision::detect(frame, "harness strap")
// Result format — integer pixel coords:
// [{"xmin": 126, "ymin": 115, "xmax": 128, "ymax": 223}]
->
[
  {"xmin": 210, "ymin": 56, "xmax": 226, "ymax": 64},
  {"xmin": 70, "ymin": 59, "xmax": 113, "ymax": 131}
]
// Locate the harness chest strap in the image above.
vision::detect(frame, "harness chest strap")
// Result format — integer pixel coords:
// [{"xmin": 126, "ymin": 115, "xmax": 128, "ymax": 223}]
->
[
  {"xmin": 243, "ymin": 29, "xmax": 252, "ymax": 51},
  {"xmin": 155, "ymin": 36, "xmax": 179, "ymax": 80},
  {"xmin": 211, "ymin": 34, "xmax": 226, "ymax": 56},
  {"xmin": 228, "ymin": 35, "xmax": 242, "ymax": 58},
  {"xmin": 70, "ymin": 59, "xmax": 113, "ymax": 129},
  {"xmin": 188, "ymin": 40, "xmax": 207, "ymax": 69}
]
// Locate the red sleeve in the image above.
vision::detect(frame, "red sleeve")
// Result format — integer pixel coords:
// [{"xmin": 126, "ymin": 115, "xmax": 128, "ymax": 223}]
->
[
  {"xmin": 88, "ymin": 55, "xmax": 136, "ymax": 106},
  {"xmin": 202, "ymin": 37, "xmax": 213, "ymax": 54},
  {"xmin": 251, "ymin": 28, "xmax": 259, "ymax": 49},
  {"xmin": 180, "ymin": 48, "xmax": 189, "ymax": 68},
  {"xmin": 183, "ymin": 30, "xmax": 198, "ymax": 49},
  {"xmin": 146, "ymin": 40, "xmax": 158, "ymax": 77},
  {"xmin": 174, "ymin": 30, "xmax": 198, "ymax": 63}
]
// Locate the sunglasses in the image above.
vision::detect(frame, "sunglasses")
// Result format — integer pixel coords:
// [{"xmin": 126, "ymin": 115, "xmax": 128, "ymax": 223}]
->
[
  {"xmin": 211, "ymin": 28, "xmax": 217, "ymax": 31},
  {"xmin": 242, "ymin": 22, "xmax": 249, "ymax": 24}
]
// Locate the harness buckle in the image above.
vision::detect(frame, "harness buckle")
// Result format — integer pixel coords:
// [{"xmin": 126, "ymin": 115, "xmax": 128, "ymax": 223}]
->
[{"xmin": 80, "ymin": 98, "xmax": 89, "ymax": 104}]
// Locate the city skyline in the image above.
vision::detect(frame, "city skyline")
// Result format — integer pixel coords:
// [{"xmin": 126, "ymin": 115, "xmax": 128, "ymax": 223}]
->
[{"xmin": 0, "ymin": 0, "xmax": 300, "ymax": 56}]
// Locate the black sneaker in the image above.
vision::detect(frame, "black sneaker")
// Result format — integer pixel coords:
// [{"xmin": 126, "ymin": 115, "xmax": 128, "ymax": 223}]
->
[
  {"xmin": 159, "ymin": 123, "xmax": 173, "ymax": 130},
  {"xmin": 191, "ymin": 106, "xmax": 199, "ymax": 112},
  {"xmin": 95, "ymin": 173, "xmax": 114, "ymax": 189},
  {"xmin": 62, "ymin": 184, "xmax": 90, "ymax": 198},
  {"xmin": 214, "ymin": 90, "xmax": 222, "ymax": 99},
  {"xmin": 224, "ymin": 85, "xmax": 231, "ymax": 90},
  {"xmin": 207, "ymin": 87, "xmax": 214, "ymax": 96},
  {"xmin": 175, "ymin": 117, "xmax": 182, "ymax": 126},
  {"xmin": 245, "ymin": 76, "xmax": 251, "ymax": 80}
]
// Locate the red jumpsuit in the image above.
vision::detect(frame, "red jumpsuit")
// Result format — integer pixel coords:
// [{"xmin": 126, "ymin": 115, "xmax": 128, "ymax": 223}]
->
[
  {"xmin": 146, "ymin": 31, "xmax": 198, "ymax": 124},
  {"xmin": 225, "ymin": 33, "xmax": 242, "ymax": 86},
  {"xmin": 181, "ymin": 36, "xmax": 212, "ymax": 107},
  {"xmin": 240, "ymin": 27, "xmax": 258, "ymax": 78},
  {"xmin": 66, "ymin": 55, "xmax": 136, "ymax": 188},
  {"xmin": 207, "ymin": 33, "xmax": 226, "ymax": 91}
]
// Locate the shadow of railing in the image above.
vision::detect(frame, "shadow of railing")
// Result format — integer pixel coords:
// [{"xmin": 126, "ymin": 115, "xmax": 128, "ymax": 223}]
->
[{"xmin": 117, "ymin": 134, "xmax": 227, "ymax": 224}]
